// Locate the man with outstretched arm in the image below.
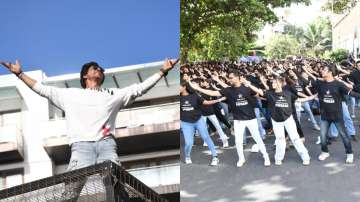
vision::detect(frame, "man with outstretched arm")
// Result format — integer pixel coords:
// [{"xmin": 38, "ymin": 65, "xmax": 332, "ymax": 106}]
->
[{"xmin": 0, "ymin": 58, "xmax": 178, "ymax": 201}]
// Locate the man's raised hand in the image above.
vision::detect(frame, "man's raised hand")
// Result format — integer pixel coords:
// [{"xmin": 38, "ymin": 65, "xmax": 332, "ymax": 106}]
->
[
  {"xmin": 162, "ymin": 58, "xmax": 179, "ymax": 72},
  {"xmin": 0, "ymin": 60, "xmax": 22, "ymax": 75}
]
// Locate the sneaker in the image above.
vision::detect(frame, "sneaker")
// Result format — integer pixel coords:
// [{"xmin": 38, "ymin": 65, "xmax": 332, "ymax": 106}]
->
[
  {"xmin": 302, "ymin": 159, "xmax": 310, "ymax": 166},
  {"xmin": 236, "ymin": 159, "xmax": 246, "ymax": 167},
  {"xmin": 318, "ymin": 152, "xmax": 330, "ymax": 161},
  {"xmin": 313, "ymin": 124, "xmax": 320, "ymax": 131},
  {"xmin": 210, "ymin": 157, "xmax": 219, "ymax": 166},
  {"xmin": 251, "ymin": 144, "xmax": 260, "ymax": 153},
  {"xmin": 316, "ymin": 136, "xmax": 321, "ymax": 144},
  {"xmin": 264, "ymin": 156, "xmax": 271, "ymax": 167},
  {"xmin": 275, "ymin": 160, "xmax": 282, "ymax": 166},
  {"xmin": 300, "ymin": 137, "xmax": 305, "ymax": 143},
  {"xmin": 346, "ymin": 154, "xmax": 354, "ymax": 164},
  {"xmin": 203, "ymin": 142, "xmax": 208, "ymax": 147},
  {"xmin": 351, "ymin": 114, "xmax": 356, "ymax": 118},
  {"xmin": 222, "ymin": 139, "xmax": 229, "ymax": 148},
  {"xmin": 185, "ymin": 158, "xmax": 192, "ymax": 164}
]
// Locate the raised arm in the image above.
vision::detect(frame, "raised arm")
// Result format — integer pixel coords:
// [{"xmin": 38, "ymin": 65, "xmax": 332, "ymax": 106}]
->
[
  {"xmin": 203, "ymin": 97, "xmax": 226, "ymax": 105},
  {"xmin": 302, "ymin": 65, "xmax": 317, "ymax": 81},
  {"xmin": 188, "ymin": 81, "xmax": 222, "ymax": 97},
  {"xmin": 241, "ymin": 77, "xmax": 264, "ymax": 96},
  {"xmin": 0, "ymin": 60, "xmax": 37, "ymax": 88},
  {"xmin": 1, "ymin": 60, "xmax": 66, "ymax": 109},
  {"xmin": 211, "ymin": 75, "xmax": 229, "ymax": 88},
  {"xmin": 297, "ymin": 94, "xmax": 317, "ymax": 102}
]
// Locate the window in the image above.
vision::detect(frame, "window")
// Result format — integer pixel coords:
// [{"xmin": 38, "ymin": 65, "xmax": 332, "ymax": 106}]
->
[{"xmin": 0, "ymin": 168, "xmax": 24, "ymax": 190}]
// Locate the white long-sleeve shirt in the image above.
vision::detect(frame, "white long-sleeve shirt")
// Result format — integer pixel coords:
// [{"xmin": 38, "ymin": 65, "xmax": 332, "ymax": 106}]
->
[{"xmin": 33, "ymin": 73, "xmax": 162, "ymax": 144}]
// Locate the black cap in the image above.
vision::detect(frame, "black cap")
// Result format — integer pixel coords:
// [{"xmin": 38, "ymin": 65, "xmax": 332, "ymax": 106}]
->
[{"xmin": 80, "ymin": 61, "xmax": 105, "ymax": 88}]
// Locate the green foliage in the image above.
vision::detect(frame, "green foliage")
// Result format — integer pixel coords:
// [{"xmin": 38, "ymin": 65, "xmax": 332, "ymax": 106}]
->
[
  {"xmin": 283, "ymin": 24, "xmax": 304, "ymax": 42},
  {"xmin": 265, "ymin": 34, "xmax": 301, "ymax": 59},
  {"xmin": 328, "ymin": 49, "xmax": 349, "ymax": 62},
  {"xmin": 180, "ymin": 0, "xmax": 310, "ymax": 62},
  {"xmin": 322, "ymin": 0, "xmax": 358, "ymax": 14},
  {"xmin": 302, "ymin": 17, "xmax": 332, "ymax": 57}
]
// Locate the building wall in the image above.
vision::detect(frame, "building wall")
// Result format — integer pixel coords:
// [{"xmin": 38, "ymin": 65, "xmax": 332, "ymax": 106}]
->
[
  {"xmin": 332, "ymin": 3, "xmax": 360, "ymax": 58},
  {"xmin": 0, "ymin": 71, "xmax": 53, "ymax": 187}
]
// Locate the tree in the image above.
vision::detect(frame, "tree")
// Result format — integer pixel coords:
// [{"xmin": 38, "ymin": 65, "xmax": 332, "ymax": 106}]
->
[
  {"xmin": 322, "ymin": 0, "xmax": 358, "ymax": 14},
  {"xmin": 180, "ymin": 0, "xmax": 310, "ymax": 62},
  {"xmin": 283, "ymin": 24, "xmax": 304, "ymax": 42},
  {"xmin": 265, "ymin": 34, "xmax": 301, "ymax": 59},
  {"xmin": 328, "ymin": 49, "xmax": 349, "ymax": 62},
  {"xmin": 303, "ymin": 17, "xmax": 332, "ymax": 57}
]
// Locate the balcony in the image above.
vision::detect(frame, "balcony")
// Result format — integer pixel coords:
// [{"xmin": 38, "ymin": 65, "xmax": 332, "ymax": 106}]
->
[
  {"xmin": 42, "ymin": 103, "xmax": 180, "ymax": 165},
  {"xmin": 0, "ymin": 125, "xmax": 24, "ymax": 164},
  {"xmin": 128, "ymin": 164, "xmax": 179, "ymax": 195}
]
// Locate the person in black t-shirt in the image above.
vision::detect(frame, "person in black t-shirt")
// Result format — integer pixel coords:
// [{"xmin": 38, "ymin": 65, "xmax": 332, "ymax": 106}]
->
[
  {"xmin": 244, "ymin": 77, "xmax": 315, "ymax": 165},
  {"xmin": 199, "ymin": 80, "xmax": 230, "ymax": 148},
  {"xmin": 304, "ymin": 64, "xmax": 360, "ymax": 163},
  {"xmin": 189, "ymin": 71, "xmax": 270, "ymax": 168},
  {"xmin": 180, "ymin": 81, "xmax": 224, "ymax": 166}
]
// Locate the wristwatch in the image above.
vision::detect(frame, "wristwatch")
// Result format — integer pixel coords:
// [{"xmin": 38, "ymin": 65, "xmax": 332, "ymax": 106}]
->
[{"xmin": 160, "ymin": 68, "xmax": 168, "ymax": 76}]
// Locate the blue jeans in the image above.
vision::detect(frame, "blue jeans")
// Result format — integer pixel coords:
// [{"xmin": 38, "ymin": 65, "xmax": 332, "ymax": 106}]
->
[
  {"xmin": 346, "ymin": 95, "xmax": 356, "ymax": 116},
  {"xmin": 181, "ymin": 118, "xmax": 217, "ymax": 158},
  {"xmin": 320, "ymin": 120, "xmax": 352, "ymax": 154},
  {"xmin": 255, "ymin": 108, "xmax": 266, "ymax": 139},
  {"xmin": 302, "ymin": 101, "xmax": 318, "ymax": 126},
  {"xmin": 67, "ymin": 137, "xmax": 120, "ymax": 171},
  {"xmin": 330, "ymin": 102, "xmax": 356, "ymax": 137},
  {"xmin": 64, "ymin": 137, "xmax": 123, "ymax": 201}
]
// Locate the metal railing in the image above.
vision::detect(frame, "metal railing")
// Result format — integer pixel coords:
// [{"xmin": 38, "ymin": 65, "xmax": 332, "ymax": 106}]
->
[{"xmin": 0, "ymin": 161, "xmax": 168, "ymax": 202}]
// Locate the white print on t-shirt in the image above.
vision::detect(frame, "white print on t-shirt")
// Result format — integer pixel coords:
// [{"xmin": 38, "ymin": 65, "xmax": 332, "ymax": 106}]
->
[
  {"xmin": 323, "ymin": 90, "xmax": 335, "ymax": 104},
  {"xmin": 235, "ymin": 93, "xmax": 249, "ymax": 106},
  {"xmin": 182, "ymin": 100, "xmax": 194, "ymax": 111},
  {"xmin": 275, "ymin": 95, "xmax": 289, "ymax": 108}
]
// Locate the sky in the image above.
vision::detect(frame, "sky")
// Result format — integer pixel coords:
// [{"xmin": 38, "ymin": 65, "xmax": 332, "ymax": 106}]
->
[
  {"xmin": 274, "ymin": 0, "xmax": 329, "ymax": 28},
  {"xmin": 0, "ymin": 0, "xmax": 179, "ymax": 76}
]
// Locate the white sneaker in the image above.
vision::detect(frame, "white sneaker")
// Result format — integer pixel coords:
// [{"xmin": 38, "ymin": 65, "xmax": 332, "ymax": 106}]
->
[
  {"xmin": 210, "ymin": 157, "xmax": 219, "ymax": 166},
  {"xmin": 264, "ymin": 157, "xmax": 271, "ymax": 167},
  {"xmin": 346, "ymin": 154, "xmax": 354, "ymax": 164},
  {"xmin": 203, "ymin": 142, "xmax": 208, "ymax": 147},
  {"xmin": 313, "ymin": 124, "xmax": 320, "ymax": 131},
  {"xmin": 351, "ymin": 114, "xmax": 356, "ymax": 118},
  {"xmin": 236, "ymin": 159, "xmax": 246, "ymax": 167},
  {"xmin": 185, "ymin": 158, "xmax": 192, "ymax": 164},
  {"xmin": 251, "ymin": 144, "xmax": 260, "ymax": 153},
  {"xmin": 275, "ymin": 160, "xmax": 282, "ymax": 166},
  {"xmin": 318, "ymin": 152, "xmax": 330, "ymax": 161},
  {"xmin": 222, "ymin": 139, "xmax": 229, "ymax": 148},
  {"xmin": 316, "ymin": 136, "xmax": 321, "ymax": 144},
  {"xmin": 302, "ymin": 159, "xmax": 310, "ymax": 166}
]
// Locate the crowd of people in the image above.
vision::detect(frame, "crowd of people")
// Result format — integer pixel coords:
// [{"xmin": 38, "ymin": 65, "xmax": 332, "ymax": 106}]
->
[{"xmin": 180, "ymin": 58, "xmax": 360, "ymax": 167}]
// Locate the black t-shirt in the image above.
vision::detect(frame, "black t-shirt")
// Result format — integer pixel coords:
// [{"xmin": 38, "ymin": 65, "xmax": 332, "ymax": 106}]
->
[
  {"xmin": 349, "ymin": 69, "xmax": 360, "ymax": 93},
  {"xmin": 180, "ymin": 93, "xmax": 204, "ymax": 123},
  {"xmin": 200, "ymin": 94, "xmax": 215, "ymax": 116},
  {"xmin": 311, "ymin": 79, "xmax": 350, "ymax": 121},
  {"xmin": 220, "ymin": 85, "xmax": 256, "ymax": 120},
  {"xmin": 265, "ymin": 90, "xmax": 297, "ymax": 122},
  {"xmin": 283, "ymin": 85, "xmax": 298, "ymax": 114}
]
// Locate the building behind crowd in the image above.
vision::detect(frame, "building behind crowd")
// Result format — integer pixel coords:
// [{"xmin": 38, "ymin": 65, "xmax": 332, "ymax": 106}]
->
[
  {"xmin": 0, "ymin": 61, "xmax": 180, "ymax": 200},
  {"xmin": 332, "ymin": 2, "xmax": 360, "ymax": 59}
]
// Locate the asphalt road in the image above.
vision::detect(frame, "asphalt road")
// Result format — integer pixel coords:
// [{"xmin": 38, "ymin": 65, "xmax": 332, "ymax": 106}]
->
[{"xmin": 180, "ymin": 110, "xmax": 360, "ymax": 202}]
